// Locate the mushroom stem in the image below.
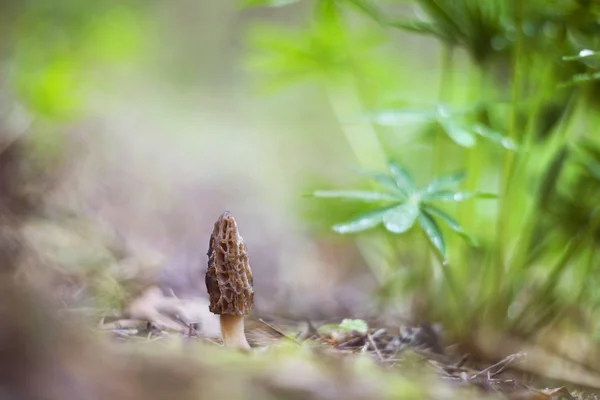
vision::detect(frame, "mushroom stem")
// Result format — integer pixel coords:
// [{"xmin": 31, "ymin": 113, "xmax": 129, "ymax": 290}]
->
[{"xmin": 220, "ymin": 314, "xmax": 250, "ymax": 350}]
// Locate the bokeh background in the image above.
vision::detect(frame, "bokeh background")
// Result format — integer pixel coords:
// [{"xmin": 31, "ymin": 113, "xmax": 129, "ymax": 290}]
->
[
  {"xmin": 1, "ymin": 0, "xmax": 421, "ymax": 317},
  {"xmin": 3, "ymin": 2, "xmax": 600, "ymax": 382}
]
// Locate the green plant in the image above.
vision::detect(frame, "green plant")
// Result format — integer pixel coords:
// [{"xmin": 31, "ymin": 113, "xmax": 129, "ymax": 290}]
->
[
  {"xmin": 312, "ymin": 161, "xmax": 495, "ymax": 257},
  {"xmin": 246, "ymin": 0, "xmax": 600, "ymax": 344},
  {"xmin": 318, "ymin": 318, "xmax": 369, "ymax": 336}
]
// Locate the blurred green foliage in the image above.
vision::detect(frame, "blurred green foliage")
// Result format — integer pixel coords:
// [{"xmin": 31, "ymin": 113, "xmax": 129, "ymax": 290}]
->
[
  {"xmin": 247, "ymin": 0, "xmax": 600, "ymax": 343},
  {"xmin": 4, "ymin": 0, "xmax": 146, "ymax": 120},
  {"xmin": 1, "ymin": 0, "xmax": 149, "ymax": 202},
  {"xmin": 247, "ymin": 13, "xmax": 392, "ymax": 98},
  {"xmin": 370, "ymin": 104, "xmax": 518, "ymax": 150}
]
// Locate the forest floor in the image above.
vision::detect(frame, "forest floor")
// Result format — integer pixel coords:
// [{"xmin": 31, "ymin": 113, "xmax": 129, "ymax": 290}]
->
[
  {"xmin": 97, "ymin": 289, "xmax": 600, "ymax": 400},
  {"xmin": 12, "ymin": 216, "xmax": 600, "ymax": 400}
]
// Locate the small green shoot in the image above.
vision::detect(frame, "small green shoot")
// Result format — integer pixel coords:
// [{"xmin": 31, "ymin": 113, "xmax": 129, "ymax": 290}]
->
[{"xmin": 318, "ymin": 318, "xmax": 369, "ymax": 336}]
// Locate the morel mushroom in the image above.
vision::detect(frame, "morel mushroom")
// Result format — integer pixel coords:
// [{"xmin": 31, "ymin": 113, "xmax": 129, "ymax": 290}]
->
[{"xmin": 205, "ymin": 211, "xmax": 254, "ymax": 349}]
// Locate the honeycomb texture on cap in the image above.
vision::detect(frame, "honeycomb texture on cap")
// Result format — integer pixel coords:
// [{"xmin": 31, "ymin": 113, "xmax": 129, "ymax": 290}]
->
[{"xmin": 205, "ymin": 211, "xmax": 254, "ymax": 316}]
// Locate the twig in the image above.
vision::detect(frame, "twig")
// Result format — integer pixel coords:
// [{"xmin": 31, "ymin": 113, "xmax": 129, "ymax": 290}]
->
[
  {"xmin": 454, "ymin": 354, "xmax": 468, "ymax": 368},
  {"xmin": 409, "ymin": 347, "xmax": 452, "ymax": 365},
  {"xmin": 427, "ymin": 359, "xmax": 453, "ymax": 377},
  {"xmin": 469, "ymin": 352, "xmax": 526, "ymax": 381},
  {"xmin": 171, "ymin": 315, "xmax": 200, "ymax": 338},
  {"xmin": 337, "ymin": 335, "xmax": 366, "ymax": 349},
  {"xmin": 367, "ymin": 333, "xmax": 384, "ymax": 362},
  {"xmin": 371, "ymin": 328, "xmax": 387, "ymax": 339},
  {"xmin": 361, "ymin": 342, "xmax": 369, "ymax": 353},
  {"xmin": 100, "ymin": 319, "xmax": 146, "ymax": 330},
  {"xmin": 258, "ymin": 318, "xmax": 301, "ymax": 345}
]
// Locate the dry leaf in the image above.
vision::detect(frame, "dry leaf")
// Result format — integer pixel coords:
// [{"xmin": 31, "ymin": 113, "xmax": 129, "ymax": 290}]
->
[{"xmin": 125, "ymin": 286, "xmax": 220, "ymax": 336}]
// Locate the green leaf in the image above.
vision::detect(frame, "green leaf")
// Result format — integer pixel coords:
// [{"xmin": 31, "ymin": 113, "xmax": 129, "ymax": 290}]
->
[
  {"xmin": 332, "ymin": 207, "xmax": 391, "ymax": 234},
  {"xmin": 422, "ymin": 205, "xmax": 477, "ymax": 246},
  {"xmin": 417, "ymin": 1, "xmax": 467, "ymax": 43},
  {"xmin": 575, "ymin": 139, "xmax": 600, "ymax": 161},
  {"xmin": 317, "ymin": 318, "xmax": 369, "ymax": 336},
  {"xmin": 472, "ymin": 124, "xmax": 518, "ymax": 151},
  {"xmin": 388, "ymin": 20, "xmax": 451, "ymax": 42},
  {"xmin": 383, "ymin": 203, "xmax": 419, "ymax": 234},
  {"xmin": 370, "ymin": 108, "xmax": 437, "ymax": 126},
  {"xmin": 423, "ymin": 191, "xmax": 498, "ymax": 202},
  {"xmin": 242, "ymin": 0, "xmax": 300, "ymax": 7},
  {"xmin": 583, "ymin": 161, "xmax": 600, "ymax": 181},
  {"xmin": 423, "ymin": 171, "xmax": 467, "ymax": 193},
  {"xmin": 418, "ymin": 213, "xmax": 446, "ymax": 257},
  {"xmin": 313, "ymin": 190, "xmax": 402, "ymax": 202},
  {"xmin": 354, "ymin": 169, "xmax": 407, "ymax": 197},
  {"xmin": 439, "ymin": 120, "xmax": 477, "ymax": 148},
  {"xmin": 560, "ymin": 71, "xmax": 600, "ymax": 87},
  {"xmin": 563, "ymin": 49, "xmax": 600, "ymax": 61},
  {"xmin": 339, "ymin": 318, "xmax": 369, "ymax": 334},
  {"xmin": 537, "ymin": 147, "xmax": 568, "ymax": 209},
  {"xmin": 388, "ymin": 161, "xmax": 416, "ymax": 194},
  {"xmin": 315, "ymin": 0, "xmax": 342, "ymax": 23},
  {"xmin": 317, "ymin": 323, "xmax": 341, "ymax": 335},
  {"xmin": 345, "ymin": 0, "xmax": 386, "ymax": 25}
]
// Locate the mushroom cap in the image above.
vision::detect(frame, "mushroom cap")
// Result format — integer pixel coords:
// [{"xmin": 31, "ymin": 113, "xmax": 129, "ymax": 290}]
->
[{"xmin": 205, "ymin": 211, "xmax": 254, "ymax": 316}]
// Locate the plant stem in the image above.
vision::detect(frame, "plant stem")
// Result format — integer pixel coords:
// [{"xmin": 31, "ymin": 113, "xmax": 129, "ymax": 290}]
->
[
  {"xmin": 438, "ymin": 45, "xmax": 454, "ymax": 101},
  {"xmin": 426, "ymin": 234, "xmax": 465, "ymax": 333},
  {"xmin": 324, "ymin": 81, "xmax": 387, "ymax": 171},
  {"xmin": 513, "ymin": 208, "xmax": 600, "ymax": 333},
  {"xmin": 433, "ymin": 44, "xmax": 454, "ymax": 176},
  {"xmin": 511, "ymin": 236, "xmax": 581, "ymax": 334},
  {"xmin": 509, "ymin": 95, "xmax": 577, "ymax": 274},
  {"xmin": 460, "ymin": 62, "xmax": 485, "ymax": 234},
  {"xmin": 495, "ymin": 0, "xmax": 525, "ymax": 295}
]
